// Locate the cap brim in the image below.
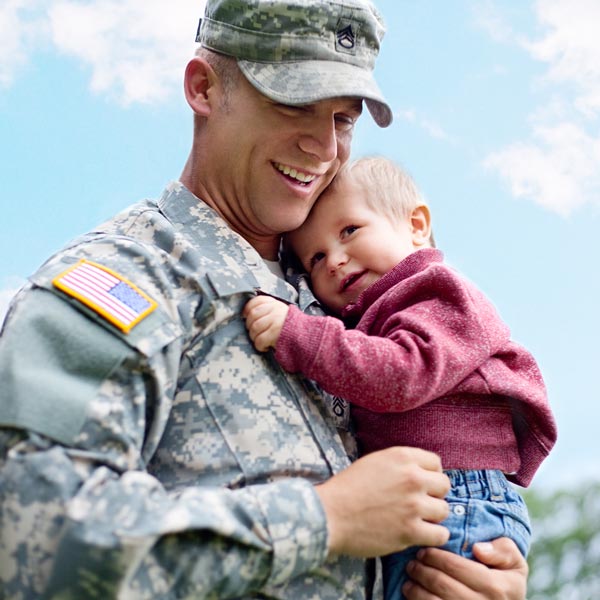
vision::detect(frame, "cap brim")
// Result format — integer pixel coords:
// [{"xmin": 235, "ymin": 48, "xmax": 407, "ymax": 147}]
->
[{"xmin": 238, "ymin": 59, "xmax": 393, "ymax": 128}]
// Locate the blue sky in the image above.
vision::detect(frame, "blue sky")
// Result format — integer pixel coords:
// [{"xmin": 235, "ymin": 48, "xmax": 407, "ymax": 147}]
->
[{"xmin": 1, "ymin": 0, "xmax": 598, "ymax": 491}]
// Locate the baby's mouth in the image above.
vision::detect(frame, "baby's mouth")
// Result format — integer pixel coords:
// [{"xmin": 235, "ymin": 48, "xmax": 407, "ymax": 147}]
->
[{"xmin": 340, "ymin": 270, "xmax": 366, "ymax": 292}]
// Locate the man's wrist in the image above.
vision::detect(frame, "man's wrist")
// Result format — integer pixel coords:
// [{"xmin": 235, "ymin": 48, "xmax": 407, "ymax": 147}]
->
[{"xmin": 252, "ymin": 479, "xmax": 329, "ymax": 584}]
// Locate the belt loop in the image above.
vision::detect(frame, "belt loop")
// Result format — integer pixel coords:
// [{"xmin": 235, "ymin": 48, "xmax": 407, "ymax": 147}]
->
[{"xmin": 488, "ymin": 470, "xmax": 505, "ymax": 502}]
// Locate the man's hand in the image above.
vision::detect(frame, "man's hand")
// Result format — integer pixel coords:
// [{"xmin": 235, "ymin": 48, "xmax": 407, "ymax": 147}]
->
[
  {"xmin": 243, "ymin": 295, "xmax": 290, "ymax": 352},
  {"xmin": 402, "ymin": 538, "xmax": 528, "ymax": 600},
  {"xmin": 316, "ymin": 447, "xmax": 450, "ymax": 557}
]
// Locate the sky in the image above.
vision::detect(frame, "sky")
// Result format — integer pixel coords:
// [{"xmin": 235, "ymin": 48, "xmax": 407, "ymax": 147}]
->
[{"xmin": 1, "ymin": 0, "xmax": 598, "ymax": 492}]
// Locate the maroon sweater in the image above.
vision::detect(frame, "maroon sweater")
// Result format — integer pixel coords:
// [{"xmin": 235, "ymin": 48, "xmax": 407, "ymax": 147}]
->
[{"xmin": 276, "ymin": 248, "xmax": 557, "ymax": 487}]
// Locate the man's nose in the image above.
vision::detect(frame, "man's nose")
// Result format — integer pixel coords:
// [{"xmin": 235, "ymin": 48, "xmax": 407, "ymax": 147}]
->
[{"xmin": 298, "ymin": 117, "xmax": 337, "ymax": 163}]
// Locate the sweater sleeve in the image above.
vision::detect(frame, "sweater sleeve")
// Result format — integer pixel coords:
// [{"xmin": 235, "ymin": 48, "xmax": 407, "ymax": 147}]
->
[{"xmin": 275, "ymin": 268, "xmax": 511, "ymax": 413}]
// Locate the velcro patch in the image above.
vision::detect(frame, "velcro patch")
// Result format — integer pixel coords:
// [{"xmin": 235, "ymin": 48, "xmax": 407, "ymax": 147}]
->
[{"xmin": 52, "ymin": 259, "xmax": 157, "ymax": 333}]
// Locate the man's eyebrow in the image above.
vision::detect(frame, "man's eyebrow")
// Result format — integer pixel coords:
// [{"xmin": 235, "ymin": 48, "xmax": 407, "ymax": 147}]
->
[{"xmin": 349, "ymin": 99, "xmax": 364, "ymax": 114}]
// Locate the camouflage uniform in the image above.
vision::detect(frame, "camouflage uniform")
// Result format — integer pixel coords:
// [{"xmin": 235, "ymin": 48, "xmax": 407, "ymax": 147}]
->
[{"xmin": 0, "ymin": 182, "xmax": 364, "ymax": 599}]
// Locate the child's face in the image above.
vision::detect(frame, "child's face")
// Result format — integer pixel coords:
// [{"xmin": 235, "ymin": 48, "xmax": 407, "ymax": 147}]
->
[{"xmin": 288, "ymin": 180, "xmax": 419, "ymax": 314}]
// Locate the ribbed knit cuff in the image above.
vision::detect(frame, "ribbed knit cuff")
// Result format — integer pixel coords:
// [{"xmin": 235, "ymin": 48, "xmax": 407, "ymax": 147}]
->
[{"xmin": 275, "ymin": 305, "xmax": 326, "ymax": 374}]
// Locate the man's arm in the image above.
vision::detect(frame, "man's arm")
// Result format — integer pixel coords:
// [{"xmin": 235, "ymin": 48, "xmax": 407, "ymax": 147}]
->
[
  {"xmin": 0, "ymin": 432, "xmax": 331, "ymax": 598},
  {"xmin": 0, "ymin": 287, "xmax": 452, "ymax": 598},
  {"xmin": 0, "ymin": 431, "xmax": 452, "ymax": 598},
  {"xmin": 0, "ymin": 286, "xmax": 330, "ymax": 598}
]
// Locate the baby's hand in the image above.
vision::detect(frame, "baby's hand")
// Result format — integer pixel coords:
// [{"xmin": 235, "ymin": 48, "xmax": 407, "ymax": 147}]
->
[{"xmin": 243, "ymin": 295, "xmax": 290, "ymax": 352}]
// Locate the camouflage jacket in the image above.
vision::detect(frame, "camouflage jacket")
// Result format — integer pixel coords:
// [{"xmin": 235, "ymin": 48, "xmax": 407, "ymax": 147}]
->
[{"xmin": 0, "ymin": 182, "xmax": 364, "ymax": 599}]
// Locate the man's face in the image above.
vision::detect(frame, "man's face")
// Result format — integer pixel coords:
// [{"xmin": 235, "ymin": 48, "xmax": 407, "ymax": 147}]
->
[
  {"xmin": 288, "ymin": 180, "xmax": 417, "ymax": 314},
  {"xmin": 204, "ymin": 73, "xmax": 363, "ymax": 244}
]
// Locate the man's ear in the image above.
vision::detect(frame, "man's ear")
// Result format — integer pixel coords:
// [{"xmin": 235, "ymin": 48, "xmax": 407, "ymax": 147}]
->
[
  {"xmin": 183, "ymin": 57, "xmax": 217, "ymax": 117},
  {"xmin": 410, "ymin": 204, "xmax": 432, "ymax": 248}
]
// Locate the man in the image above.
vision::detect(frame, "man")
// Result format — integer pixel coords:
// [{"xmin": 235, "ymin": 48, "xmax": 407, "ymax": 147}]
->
[{"xmin": 0, "ymin": 0, "xmax": 527, "ymax": 598}]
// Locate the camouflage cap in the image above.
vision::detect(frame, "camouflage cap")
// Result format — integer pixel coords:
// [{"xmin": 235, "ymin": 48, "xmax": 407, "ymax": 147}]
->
[{"xmin": 196, "ymin": 0, "xmax": 393, "ymax": 127}]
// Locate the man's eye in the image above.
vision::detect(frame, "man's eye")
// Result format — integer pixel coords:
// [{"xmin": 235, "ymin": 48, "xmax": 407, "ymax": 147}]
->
[
  {"xmin": 335, "ymin": 115, "xmax": 356, "ymax": 132},
  {"xmin": 310, "ymin": 252, "xmax": 325, "ymax": 268}
]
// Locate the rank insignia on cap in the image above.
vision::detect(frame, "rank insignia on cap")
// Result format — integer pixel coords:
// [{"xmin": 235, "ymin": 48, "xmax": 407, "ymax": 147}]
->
[
  {"xmin": 335, "ymin": 21, "xmax": 357, "ymax": 52},
  {"xmin": 52, "ymin": 259, "xmax": 157, "ymax": 333}
]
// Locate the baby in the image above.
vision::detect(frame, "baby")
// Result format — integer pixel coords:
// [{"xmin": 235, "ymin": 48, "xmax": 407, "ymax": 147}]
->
[{"xmin": 243, "ymin": 156, "xmax": 556, "ymax": 599}]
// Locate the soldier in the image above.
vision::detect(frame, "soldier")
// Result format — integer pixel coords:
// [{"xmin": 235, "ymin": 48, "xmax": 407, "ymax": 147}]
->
[{"xmin": 0, "ymin": 0, "xmax": 528, "ymax": 598}]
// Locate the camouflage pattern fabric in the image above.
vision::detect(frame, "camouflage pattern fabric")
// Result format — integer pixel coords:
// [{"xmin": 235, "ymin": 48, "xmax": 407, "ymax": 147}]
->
[
  {"xmin": 0, "ymin": 182, "xmax": 364, "ymax": 599},
  {"xmin": 198, "ymin": 0, "xmax": 385, "ymax": 66}
]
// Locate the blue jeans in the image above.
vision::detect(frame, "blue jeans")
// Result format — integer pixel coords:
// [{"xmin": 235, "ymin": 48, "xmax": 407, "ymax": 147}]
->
[{"xmin": 381, "ymin": 469, "xmax": 531, "ymax": 600}]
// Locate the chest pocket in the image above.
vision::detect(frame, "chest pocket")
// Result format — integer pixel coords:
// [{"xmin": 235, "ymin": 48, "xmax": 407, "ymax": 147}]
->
[{"xmin": 149, "ymin": 270, "xmax": 333, "ymax": 491}]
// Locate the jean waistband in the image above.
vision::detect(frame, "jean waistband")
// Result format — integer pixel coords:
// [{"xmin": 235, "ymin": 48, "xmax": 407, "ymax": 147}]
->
[{"xmin": 444, "ymin": 469, "xmax": 510, "ymax": 501}]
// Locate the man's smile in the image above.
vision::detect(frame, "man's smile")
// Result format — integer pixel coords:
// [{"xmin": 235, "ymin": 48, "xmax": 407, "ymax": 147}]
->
[{"xmin": 273, "ymin": 162, "xmax": 317, "ymax": 185}]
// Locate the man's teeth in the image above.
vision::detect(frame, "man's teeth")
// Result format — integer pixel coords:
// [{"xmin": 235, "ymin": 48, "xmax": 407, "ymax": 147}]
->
[{"xmin": 275, "ymin": 163, "xmax": 316, "ymax": 183}]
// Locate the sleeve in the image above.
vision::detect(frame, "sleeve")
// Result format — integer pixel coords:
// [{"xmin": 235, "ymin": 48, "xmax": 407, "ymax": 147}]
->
[
  {"xmin": 0, "ymin": 284, "xmax": 329, "ymax": 598},
  {"xmin": 274, "ymin": 272, "xmax": 511, "ymax": 413}
]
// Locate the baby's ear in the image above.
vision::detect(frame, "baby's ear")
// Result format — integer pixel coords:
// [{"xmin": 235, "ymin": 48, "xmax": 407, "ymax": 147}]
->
[{"xmin": 410, "ymin": 205, "xmax": 432, "ymax": 248}]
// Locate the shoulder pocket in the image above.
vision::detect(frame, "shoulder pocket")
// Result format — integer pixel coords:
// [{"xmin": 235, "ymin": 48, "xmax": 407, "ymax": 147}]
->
[
  {"xmin": 0, "ymin": 258, "xmax": 182, "ymax": 445},
  {"xmin": 31, "ymin": 258, "xmax": 182, "ymax": 356},
  {"xmin": 0, "ymin": 285, "xmax": 135, "ymax": 445}
]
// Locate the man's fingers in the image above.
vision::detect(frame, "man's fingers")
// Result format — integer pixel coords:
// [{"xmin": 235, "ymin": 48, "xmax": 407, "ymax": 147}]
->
[
  {"xmin": 472, "ymin": 538, "xmax": 528, "ymax": 571},
  {"xmin": 411, "ymin": 521, "xmax": 450, "ymax": 549},
  {"xmin": 422, "ymin": 496, "xmax": 450, "ymax": 529},
  {"xmin": 404, "ymin": 540, "xmax": 528, "ymax": 600},
  {"xmin": 411, "ymin": 547, "xmax": 488, "ymax": 590},
  {"xmin": 426, "ymin": 469, "xmax": 451, "ymax": 501},
  {"xmin": 389, "ymin": 446, "xmax": 446, "ymax": 476},
  {"xmin": 403, "ymin": 556, "xmax": 472, "ymax": 600}
]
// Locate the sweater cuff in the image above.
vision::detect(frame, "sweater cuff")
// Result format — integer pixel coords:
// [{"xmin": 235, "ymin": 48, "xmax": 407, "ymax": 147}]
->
[{"xmin": 253, "ymin": 478, "xmax": 329, "ymax": 586}]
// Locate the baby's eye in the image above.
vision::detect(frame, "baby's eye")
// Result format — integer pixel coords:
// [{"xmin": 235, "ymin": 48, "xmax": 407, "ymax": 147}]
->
[
  {"xmin": 309, "ymin": 252, "xmax": 325, "ymax": 269},
  {"xmin": 341, "ymin": 225, "xmax": 359, "ymax": 238}
]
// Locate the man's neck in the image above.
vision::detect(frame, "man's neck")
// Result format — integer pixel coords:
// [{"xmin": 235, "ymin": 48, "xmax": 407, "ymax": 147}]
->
[{"xmin": 180, "ymin": 163, "xmax": 281, "ymax": 261}]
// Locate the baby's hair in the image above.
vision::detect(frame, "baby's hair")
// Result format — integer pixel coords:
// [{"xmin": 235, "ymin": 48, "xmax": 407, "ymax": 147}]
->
[
  {"xmin": 333, "ymin": 155, "xmax": 425, "ymax": 222},
  {"xmin": 328, "ymin": 155, "xmax": 435, "ymax": 247}
]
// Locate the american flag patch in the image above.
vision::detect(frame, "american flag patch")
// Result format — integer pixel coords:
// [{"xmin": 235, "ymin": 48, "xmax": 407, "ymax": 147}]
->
[{"xmin": 52, "ymin": 259, "xmax": 157, "ymax": 333}]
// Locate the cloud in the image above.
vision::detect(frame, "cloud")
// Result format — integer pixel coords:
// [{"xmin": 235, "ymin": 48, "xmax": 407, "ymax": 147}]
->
[
  {"xmin": 471, "ymin": 0, "xmax": 519, "ymax": 45},
  {"xmin": 526, "ymin": 0, "xmax": 600, "ymax": 118},
  {"xmin": 0, "ymin": 1, "xmax": 26, "ymax": 87},
  {"xmin": 484, "ymin": 122, "xmax": 600, "ymax": 216},
  {"xmin": 0, "ymin": 0, "xmax": 48, "ymax": 88},
  {"xmin": 48, "ymin": 0, "xmax": 203, "ymax": 104},
  {"xmin": 395, "ymin": 108, "xmax": 452, "ymax": 142},
  {"xmin": 0, "ymin": 0, "xmax": 204, "ymax": 103},
  {"xmin": 482, "ymin": 0, "xmax": 600, "ymax": 217}
]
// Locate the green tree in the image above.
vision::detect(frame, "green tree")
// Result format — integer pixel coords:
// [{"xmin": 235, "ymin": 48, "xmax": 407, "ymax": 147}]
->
[{"xmin": 524, "ymin": 479, "xmax": 600, "ymax": 599}]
